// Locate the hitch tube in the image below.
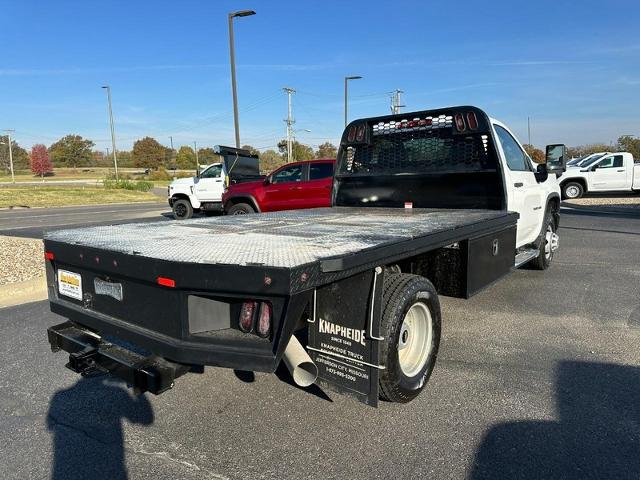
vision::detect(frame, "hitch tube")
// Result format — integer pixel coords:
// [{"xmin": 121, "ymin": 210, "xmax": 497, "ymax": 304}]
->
[{"xmin": 282, "ymin": 335, "xmax": 318, "ymax": 387}]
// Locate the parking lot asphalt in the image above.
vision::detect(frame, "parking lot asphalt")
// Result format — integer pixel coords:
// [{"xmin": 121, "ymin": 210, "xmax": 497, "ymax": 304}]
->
[
  {"xmin": 0, "ymin": 202, "xmax": 171, "ymax": 239},
  {"xmin": 0, "ymin": 209, "xmax": 639, "ymax": 480}
]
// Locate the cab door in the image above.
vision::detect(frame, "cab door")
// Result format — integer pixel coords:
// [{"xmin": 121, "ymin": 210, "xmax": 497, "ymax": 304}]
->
[
  {"xmin": 193, "ymin": 164, "xmax": 224, "ymax": 202},
  {"xmin": 589, "ymin": 154, "xmax": 627, "ymax": 190},
  {"xmin": 299, "ymin": 161, "xmax": 334, "ymax": 208},
  {"xmin": 261, "ymin": 163, "xmax": 306, "ymax": 211},
  {"xmin": 493, "ymin": 123, "xmax": 545, "ymax": 247}
]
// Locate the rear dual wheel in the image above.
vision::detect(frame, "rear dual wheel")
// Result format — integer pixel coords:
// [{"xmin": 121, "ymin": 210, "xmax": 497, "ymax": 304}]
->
[{"xmin": 379, "ymin": 274, "xmax": 441, "ymax": 403}]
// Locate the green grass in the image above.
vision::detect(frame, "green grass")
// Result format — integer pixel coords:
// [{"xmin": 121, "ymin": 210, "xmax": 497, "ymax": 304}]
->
[{"xmin": 0, "ymin": 185, "xmax": 161, "ymax": 208}]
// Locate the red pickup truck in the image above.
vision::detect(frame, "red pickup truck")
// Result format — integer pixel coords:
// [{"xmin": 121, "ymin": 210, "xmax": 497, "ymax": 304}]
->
[{"xmin": 222, "ymin": 158, "xmax": 335, "ymax": 214}]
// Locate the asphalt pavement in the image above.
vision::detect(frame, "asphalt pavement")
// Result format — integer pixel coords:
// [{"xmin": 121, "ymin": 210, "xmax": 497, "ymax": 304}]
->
[
  {"xmin": 0, "ymin": 210, "xmax": 639, "ymax": 479},
  {"xmin": 0, "ymin": 202, "xmax": 171, "ymax": 238}
]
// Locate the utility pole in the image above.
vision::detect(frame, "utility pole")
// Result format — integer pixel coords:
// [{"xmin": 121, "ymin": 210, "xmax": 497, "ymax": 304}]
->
[
  {"xmin": 2, "ymin": 129, "xmax": 15, "ymax": 184},
  {"xmin": 283, "ymin": 87, "xmax": 295, "ymax": 163},
  {"xmin": 527, "ymin": 116, "xmax": 531, "ymax": 145},
  {"xmin": 390, "ymin": 89, "xmax": 405, "ymax": 114},
  {"xmin": 228, "ymin": 10, "xmax": 256, "ymax": 148},
  {"xmin": 169, "ymin": 136, "xmax": 175, "ymax": 167},
  {"xmin": 101, "ymin": 86, "xmax": 119, "ymax": 180},
  {"xmin": 344, "ymin": 76, "xmax": 362, "ymax": 127},
  {"xmin": 193, "ymin": 141, "xmax": 200, "ymax": 176}
]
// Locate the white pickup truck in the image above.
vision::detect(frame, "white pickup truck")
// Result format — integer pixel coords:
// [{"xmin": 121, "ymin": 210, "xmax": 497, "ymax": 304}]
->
[
  {"xmin": 559, "ymin": 152, "xmax": 640, "ymax": 199},
  {"xmin": 168, "ymin": 145, "xmax": 262, "ymax": 219}
]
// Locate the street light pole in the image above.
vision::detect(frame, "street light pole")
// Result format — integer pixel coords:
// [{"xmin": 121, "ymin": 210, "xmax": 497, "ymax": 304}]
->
[
  {"xmin": 344, "ymin": 76, "xmax": 362, "ymax": 127},
  {"xmin": 2, "ymin": 130, "xmax": 15, "ymax": 184},
  {"xmin": 193, "ymin": 141, "xmax": 200, "ymax": 176},
  {"xmin": 101, "ymin": 86, "xmax": 119, "ymax": 181},
  {"xmin": 228, "ymin": 10, "xmax": 256, "ymax": 149}
]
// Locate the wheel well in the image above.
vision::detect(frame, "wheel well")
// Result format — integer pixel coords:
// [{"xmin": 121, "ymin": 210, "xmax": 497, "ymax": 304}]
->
[
  {"xmin": 560, "ymin": 178, "xmax": 587, "ymax": 192},
  {"xmin": 224, "ymin": 196, "xmax": 258, "ymax": 212},
  {"xmin": 171, "ymin": 193, "xmax": 191, "ymax": 202}
]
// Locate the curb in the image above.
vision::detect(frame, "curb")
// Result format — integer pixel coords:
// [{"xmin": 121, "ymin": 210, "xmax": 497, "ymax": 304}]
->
[
  {"xmin": 0, "ymin": 276, "xmax": 48, "ymax": 309},
  {"xmin": 561, "ymin": 202, "xmax": 640, "ymax": 216}
]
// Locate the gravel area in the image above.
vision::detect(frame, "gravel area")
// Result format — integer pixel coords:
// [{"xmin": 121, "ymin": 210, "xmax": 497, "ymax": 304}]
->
[
  {"xmin": 0, "ymin": 236, "xmax": 45, "ymax": 285},
  {"xmin": 565, "ymin": 195, "xmax": 640, "ymax": 209}
]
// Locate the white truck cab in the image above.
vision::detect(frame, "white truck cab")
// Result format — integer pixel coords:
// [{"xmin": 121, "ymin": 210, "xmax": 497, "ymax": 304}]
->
[
  {"xmin": 168, "ymin": 146, "xmax": 261, "ymax": 219},
  {"xmin": 559, "ymin": 152, "xmax": 639, "ymax": 198},
  {"xmin": 490, "ymin": 119, "xmax": 563, "ymax": 251},
  {"xmin": 168, "ymin": 163, "xmax": 225, "ymax": 219}
]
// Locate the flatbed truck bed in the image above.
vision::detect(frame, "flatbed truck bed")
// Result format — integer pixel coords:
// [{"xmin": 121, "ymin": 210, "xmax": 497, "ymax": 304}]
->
[{"xmin": 43, "ymin": 105, "xmax": 565, "ymax": 406}]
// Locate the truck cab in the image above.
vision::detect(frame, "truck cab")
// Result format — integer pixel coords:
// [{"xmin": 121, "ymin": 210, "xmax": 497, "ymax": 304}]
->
[
  {"xmin": 490, "ymin": 119, "xmax": 562, "ymax": 247},
  {"xmin": 559, "ymin": 152, "xmax": 639, "ymax": 198},
  {"xmin": 168, "ymin": 146, "xmax": 261, "ymax": 219}
]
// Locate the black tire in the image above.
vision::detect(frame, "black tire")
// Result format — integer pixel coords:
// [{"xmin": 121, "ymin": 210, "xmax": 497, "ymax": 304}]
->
[
  {"xmin": 562, "ymin": 182, "xmax": 584, "ymax": 199},
  {"xmin": 228, "ymin": 203, "xmax": 255, "ymax": 215},
  {"xmin": 530, "ymin": 210, "xmax": 557, "ymax": 270},
  {"xmin": 379, "ymin": 273, "xmax": 441, "ymax": 403},
  {"xmin": 172, "ymin": 199, "xmax": 193, "ymax": 220}
]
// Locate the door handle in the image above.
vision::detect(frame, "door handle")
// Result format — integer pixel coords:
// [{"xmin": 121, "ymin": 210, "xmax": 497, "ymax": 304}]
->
[
  {"xmin": 514, "ymin": 182, "xmax": 524, "ymax": 188},
  {"xmin": 616, "ymin": 169, "xmax": 624, "ymax": 172},
  {"xmin": 289, "ymin": 186, "xmax": 303, "ymax": 190}
]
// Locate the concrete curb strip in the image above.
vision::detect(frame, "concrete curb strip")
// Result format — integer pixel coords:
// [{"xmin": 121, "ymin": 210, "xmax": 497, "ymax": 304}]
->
[{"xmin": 0, "ymin": 276, "xmax": 47, "ymax": 309}]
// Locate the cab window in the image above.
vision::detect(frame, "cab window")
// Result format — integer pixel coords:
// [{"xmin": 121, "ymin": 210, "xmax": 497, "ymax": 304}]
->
[
  {"xmin": 271, "ymin": 165, "xmax": 302, "ymax": 184},
  {"xmin": 494, "ymin": 125, "xmax": 530, "ymax": 172},
  {"xmin": 596, "ymin": 155, "xmax": 623, "ymax": 168},
  {"xmin": 309, "ymin": 162, "xmax": 334, "ymax": 180},
  {"xmin": 200, "ymin": 165, "xmax": 222, "ymax": 178}
]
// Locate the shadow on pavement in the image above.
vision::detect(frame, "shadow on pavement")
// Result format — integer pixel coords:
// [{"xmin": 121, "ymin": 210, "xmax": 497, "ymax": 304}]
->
[
  {"xmin": 47, "ymin": 375, "xmax": 154, "ymax": 480},
  {"xmin": 470, "ymin": 360, "xmax": 640, "ymax": 480}
]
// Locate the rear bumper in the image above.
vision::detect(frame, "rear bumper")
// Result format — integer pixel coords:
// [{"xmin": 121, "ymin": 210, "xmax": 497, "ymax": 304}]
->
[
  {"xmin": 50, "ymin": 299, "xmax": 281, "ymax": 373},
  {"xmin": 48, "ymin": 321, "xmax": 193, "ymax": 394}
]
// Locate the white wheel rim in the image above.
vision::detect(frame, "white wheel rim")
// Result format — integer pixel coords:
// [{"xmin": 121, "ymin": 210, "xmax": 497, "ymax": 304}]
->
[
  {"xmin": 566, "ymin": 186, "xmax": 579, "ymax": 198},
  {"xmin": 544, "ymin": 225, "xmax": 553, "ymax": 259},
  {"xmin": 398, "ymin": 302, "xmax": 433, "ymax": 377}
]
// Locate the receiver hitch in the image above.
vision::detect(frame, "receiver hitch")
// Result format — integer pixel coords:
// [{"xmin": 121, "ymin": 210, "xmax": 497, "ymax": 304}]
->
[{"xmin": 48, "ymin": 321, "xmax": 194, "ymax": 394}]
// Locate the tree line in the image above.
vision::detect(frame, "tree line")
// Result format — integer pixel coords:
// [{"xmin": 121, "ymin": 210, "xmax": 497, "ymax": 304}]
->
[
  {"xmin": 0, "ymin": 134, "xmax": 339, "ymax": 176},
  {"xmin": 1, "ymin": 133, "xmax": 638, "ymax": 177}
]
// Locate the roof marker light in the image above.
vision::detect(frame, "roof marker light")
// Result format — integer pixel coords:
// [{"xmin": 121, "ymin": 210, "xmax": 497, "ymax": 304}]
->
[
  {"xmin": 466, "ymin": 111, "xmax": 479, "ymax": 130},
  {"xmin": 454, "ymin": 113, "xmax": 466, "ymax": 132},
  {"xmin": 157, "ymin": 276, "xmax": 176, "ymax": 288}
]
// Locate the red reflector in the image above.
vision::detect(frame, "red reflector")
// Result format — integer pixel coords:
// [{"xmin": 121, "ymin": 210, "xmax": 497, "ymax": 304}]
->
[
  {"xmin": 157, "ymin": 276, "xmax": 176, "ymax": 288},
  {"xmin": 44, "ymin": 252, "xmax": 55, "ymax": 261},
  {"xmin": 454, "ymin": 113, "xmax": 466, "ymax": 132},
  {"xmin": 466, "ymin": 112, "xmax": 479, "ymax": 130},
  {"xmin": 239, "ymin": 301, "xmax": 257, "ymax": 332},
  {"xmin": 256, "ymin": 302, "xmax": 272, "ymax": 338}
]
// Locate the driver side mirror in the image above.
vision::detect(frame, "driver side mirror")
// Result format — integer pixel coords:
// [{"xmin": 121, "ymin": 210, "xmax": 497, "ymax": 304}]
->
[
  {"xmin": 545, "ymin": 144, "xmax": 567, "ymax": 176},
  {"xmin": 591, "ymin": 164, "xmax": 599, "ymax": 171},
  {"xmin": 263, "ymin": 177, "xmax": 271, "ymax": 185}
]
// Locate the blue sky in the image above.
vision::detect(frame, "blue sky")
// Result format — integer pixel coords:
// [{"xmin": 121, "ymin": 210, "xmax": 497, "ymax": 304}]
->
[{"xmin": 1, "ymin": 0, "xmax": 639, "ymax": 152}]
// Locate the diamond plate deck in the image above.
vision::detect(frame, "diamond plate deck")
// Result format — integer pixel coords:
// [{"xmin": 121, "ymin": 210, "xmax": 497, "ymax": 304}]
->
[{"xmin": 45, "ymin": 207, "xmax": 511, "ymax": 269}]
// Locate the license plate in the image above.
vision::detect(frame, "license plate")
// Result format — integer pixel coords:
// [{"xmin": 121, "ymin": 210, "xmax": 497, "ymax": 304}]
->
[
  {"xmin": 94, "ymin": 278, "xmax": 124, "ymax": 301},
  {"xmin": 57, "ymin": 269, "xmax": 83, "ymax": 300}
]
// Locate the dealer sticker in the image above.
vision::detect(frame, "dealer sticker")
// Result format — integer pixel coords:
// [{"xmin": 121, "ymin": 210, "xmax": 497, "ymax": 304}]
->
[{"xmin": 57, "ymin": 269, "xmax": 82, "ymax": 300}]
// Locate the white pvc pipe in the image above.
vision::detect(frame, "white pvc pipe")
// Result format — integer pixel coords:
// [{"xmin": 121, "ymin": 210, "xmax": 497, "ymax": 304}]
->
[{"xmin": 282, "ymin": 335, "xmax": 318, "ymax": 387}]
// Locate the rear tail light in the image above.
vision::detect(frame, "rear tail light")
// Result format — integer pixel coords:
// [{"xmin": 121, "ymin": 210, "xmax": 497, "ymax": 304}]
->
[
  {"xmin": 454, "ymin": 113, "xmax": 466, "ymax": 132},
  {"xmin": 256, "ymin": 302, "xmax": 272, "ymax": 338},
  {"xmin": 44, "ymin": 251, "xmax": 55, "ymax": 261},
  {"xmin": 239, "ymin": 301, "xmax": 257, "ymax": 332}
]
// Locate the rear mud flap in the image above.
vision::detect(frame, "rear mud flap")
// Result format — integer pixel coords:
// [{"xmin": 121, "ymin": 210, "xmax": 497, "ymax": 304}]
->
[{"xmin": 307, "ymin": 268, "xmax": 384, "ymax": 407}]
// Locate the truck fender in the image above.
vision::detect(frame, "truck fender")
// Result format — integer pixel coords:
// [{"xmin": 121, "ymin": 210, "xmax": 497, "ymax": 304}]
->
[
  {"xmin": 223, "ymin": 194, "xmax": 261, "ymax": 213},
  {"xmin": 170, "ymin": 193, "xmax": 201, "ymax": 209},
  {"xmin": 534, "ymin": 194, "xmax": 560, "ymax": 248},
  {"xmin": 559, "ymin": 176, "xmax": 587, "ymax": 194}
]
